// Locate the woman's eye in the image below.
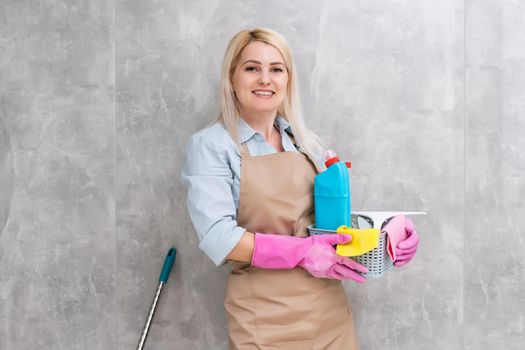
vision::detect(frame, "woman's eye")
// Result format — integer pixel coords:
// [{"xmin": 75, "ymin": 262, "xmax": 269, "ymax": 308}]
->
[
  {"xmin": 245, "ymin": 66, "xmax": 258, "ymax": 72},
  {"xmin": 272, "ymin": 67, "xmax": 284, "ymax": 73}
]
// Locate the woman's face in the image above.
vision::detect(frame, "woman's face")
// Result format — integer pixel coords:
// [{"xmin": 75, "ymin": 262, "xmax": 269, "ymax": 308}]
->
[{"xmin": 231, "ymin": 41, "xmax": 289, "ymax": 117}]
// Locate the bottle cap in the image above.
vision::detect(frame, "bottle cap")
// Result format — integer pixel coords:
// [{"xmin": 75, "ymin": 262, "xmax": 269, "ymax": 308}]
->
[{"xmin": 324, "ymin": 149, "xmax": 340, "ymax": 167}]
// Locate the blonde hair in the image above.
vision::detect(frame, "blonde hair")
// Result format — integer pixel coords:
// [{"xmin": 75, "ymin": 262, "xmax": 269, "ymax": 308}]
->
[{"xmin": 215, "ymin": 27, "xmax": 326, "ymax": 163}]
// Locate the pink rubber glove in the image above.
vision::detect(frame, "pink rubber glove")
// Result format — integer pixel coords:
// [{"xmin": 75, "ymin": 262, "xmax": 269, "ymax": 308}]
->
[
  {"xmin": 394, "ymin": 217, "xmax": 420, "ymax": 267},
  {"xmin": 251, "ymin": 233, "xmax": 368, "ymax": 283}
]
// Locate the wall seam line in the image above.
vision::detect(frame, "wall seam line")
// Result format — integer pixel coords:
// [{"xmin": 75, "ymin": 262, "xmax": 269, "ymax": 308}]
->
[
  {"xmin": 463, "ymin": 0, "xmax": 467, "ymax": 349},
  {"xmin": 114, "ymin": 0, "xmax": 118, "ymax": 349}
]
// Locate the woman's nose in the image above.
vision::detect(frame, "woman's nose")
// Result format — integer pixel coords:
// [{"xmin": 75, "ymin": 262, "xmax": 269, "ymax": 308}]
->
[{"xmin": 258, "ymin": 71, "xmax": 270, "ymax": 85}]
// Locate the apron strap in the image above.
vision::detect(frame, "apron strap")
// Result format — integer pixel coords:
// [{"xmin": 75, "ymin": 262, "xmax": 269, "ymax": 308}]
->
[
  {"xmin": 287, "ymin": 132, "xmax": 323, "ymax": 174},
  {"xmin": 239, "ymin": 143, "xmax": 251, "ymax": 158},
  {"xmin": 302, "ymin": 151, "xmax": 322, "ymax": 174}
]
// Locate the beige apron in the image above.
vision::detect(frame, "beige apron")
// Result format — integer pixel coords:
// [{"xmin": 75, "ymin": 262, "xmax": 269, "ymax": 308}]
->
[{"xmin": 224, "ymin": 142, "xmax": 359, "ymax": 350}]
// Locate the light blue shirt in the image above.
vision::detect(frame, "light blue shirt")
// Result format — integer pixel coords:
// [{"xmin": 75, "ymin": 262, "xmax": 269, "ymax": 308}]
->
[{"xmin": 181, "ymin": 116, "xmax": 307, "ymax": 266}]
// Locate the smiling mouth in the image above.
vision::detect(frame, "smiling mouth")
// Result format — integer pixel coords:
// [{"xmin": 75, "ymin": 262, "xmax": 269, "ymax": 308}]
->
[{"xmin": 252, "ymin": 90, "xmax": 275, "ymax": 97}]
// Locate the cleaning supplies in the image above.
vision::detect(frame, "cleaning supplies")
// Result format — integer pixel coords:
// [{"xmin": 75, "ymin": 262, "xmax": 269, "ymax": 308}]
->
[
  {"xmin": 335, "ymin": 225, "xmax": 380, "ymax": 257},
  {"xmin": 314, "ymin": 150, "xmax": 351, "ymax": 230}
]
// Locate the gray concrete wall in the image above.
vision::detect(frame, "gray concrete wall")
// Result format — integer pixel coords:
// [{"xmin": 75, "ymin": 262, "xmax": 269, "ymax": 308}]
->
[{"xmin": 0, "ymin": 1, "xmax": 523, "ymax": 349}]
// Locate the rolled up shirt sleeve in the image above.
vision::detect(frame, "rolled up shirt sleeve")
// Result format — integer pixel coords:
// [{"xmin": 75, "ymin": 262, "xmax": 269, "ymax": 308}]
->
[{"xmin": 180, "ymin": 131, "xmax": 246, "ymax": 266}]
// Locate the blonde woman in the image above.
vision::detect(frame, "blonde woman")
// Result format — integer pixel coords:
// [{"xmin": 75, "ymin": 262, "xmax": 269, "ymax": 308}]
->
[{"xmin": 181, "ymin": 28, "xmax": 418, "ymax": 349}]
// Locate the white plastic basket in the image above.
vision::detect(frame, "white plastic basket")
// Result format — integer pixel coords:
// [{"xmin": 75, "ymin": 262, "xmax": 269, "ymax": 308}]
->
[{"xmin": 351, "ymin": 230, "xmax": 393, "ymax": 277}]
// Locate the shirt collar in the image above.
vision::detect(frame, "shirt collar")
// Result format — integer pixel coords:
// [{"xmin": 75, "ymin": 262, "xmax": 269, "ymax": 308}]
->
[{"xmin": 238, "ymin": 116, "xmax": 293, "ymax": 144}]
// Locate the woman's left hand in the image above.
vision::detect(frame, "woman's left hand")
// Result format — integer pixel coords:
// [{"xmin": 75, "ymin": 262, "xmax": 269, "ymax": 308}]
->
[{"xmin": 394, "ymin": 217, "xmax": 420, "ymax": 267}]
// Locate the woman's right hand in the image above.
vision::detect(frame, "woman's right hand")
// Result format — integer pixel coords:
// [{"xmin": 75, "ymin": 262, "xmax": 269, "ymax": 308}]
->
[
  {"xmin": 251, "ymin": 232, "xmax": 368, "ymax": 283},
  {"xmin": 298, "ymin": 234, "xmax": 368, "ymax": 282}
]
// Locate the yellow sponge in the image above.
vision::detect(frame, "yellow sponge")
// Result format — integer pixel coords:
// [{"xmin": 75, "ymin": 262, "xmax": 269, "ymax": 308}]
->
[{"xmin": 336, "ymin": 225, "xmax": 380, "ymax": 257}]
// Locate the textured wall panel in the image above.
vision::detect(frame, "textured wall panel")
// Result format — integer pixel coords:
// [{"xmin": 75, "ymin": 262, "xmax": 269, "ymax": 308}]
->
[
  {"xmin": 0, "ymin": 1, "xmax": 115, "ymax": 349},
  {"xmin": 465, "ymin": 1, "xmax": 525, "ymax": 349}
]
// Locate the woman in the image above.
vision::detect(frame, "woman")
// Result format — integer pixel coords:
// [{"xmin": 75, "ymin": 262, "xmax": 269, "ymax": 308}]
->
[{"xmin": 181, "ymin": 28, "xmax": 419, "ymax": 350}]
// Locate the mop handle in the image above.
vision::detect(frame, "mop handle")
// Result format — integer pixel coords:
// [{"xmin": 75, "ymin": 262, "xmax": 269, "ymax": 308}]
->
[{"xmin": 136, "ymin": 248, "xmax": 177, "ymax": 350}]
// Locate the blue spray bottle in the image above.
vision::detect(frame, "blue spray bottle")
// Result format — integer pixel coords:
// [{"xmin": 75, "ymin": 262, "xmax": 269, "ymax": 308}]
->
[{"xmin": 314, "ymin": 150, "xmax": 351, "ymax": 230}]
